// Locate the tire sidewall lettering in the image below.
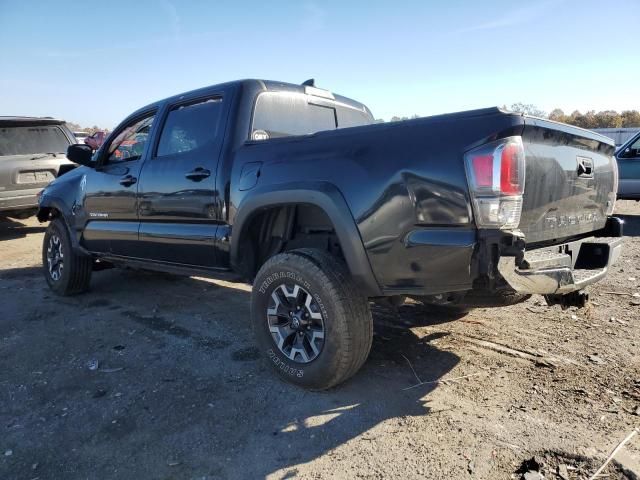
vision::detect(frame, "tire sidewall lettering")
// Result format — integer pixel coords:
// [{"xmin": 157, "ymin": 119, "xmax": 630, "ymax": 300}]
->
[
  {"xmin": 259, "ymin": 269, "xmax": 330, "ymax": 378},
  {"xmin": 258, "ymin": 271, "xmax": 311, "ymax": 295},
  {"xmin": 267, "ymin": 348, "xmax": 304, "ymax": 377}
]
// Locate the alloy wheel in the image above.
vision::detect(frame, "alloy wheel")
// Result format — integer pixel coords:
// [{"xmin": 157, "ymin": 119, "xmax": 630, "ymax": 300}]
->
[
  {"xmin": 46, "ymin": 234, "xmax": 64, "ymax": 281},
  {"xmin": 266, "ymin": 283, "xmax": 325, "ymax": 363}
]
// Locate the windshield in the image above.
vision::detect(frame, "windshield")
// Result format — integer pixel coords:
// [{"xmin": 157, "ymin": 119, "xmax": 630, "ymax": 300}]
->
[{"xmin": 0, "ymin": 125, "xmax": 71, "ymax": 156}]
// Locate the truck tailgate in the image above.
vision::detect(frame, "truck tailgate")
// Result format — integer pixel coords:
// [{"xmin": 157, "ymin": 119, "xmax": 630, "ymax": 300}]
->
[{"xmin": 519, "ymin": 117, "xmax": 617, "ymax": 244}]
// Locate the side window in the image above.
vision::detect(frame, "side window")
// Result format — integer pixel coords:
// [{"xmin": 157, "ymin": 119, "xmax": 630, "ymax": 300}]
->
[
  {"xmin": 629, "ymin": 136, "xmax": 640, "ymax": 157},
  {"xmin": 106, "ymin": 114, "xmax": 155, "ymax": 164},
  {"xmin": 156, "ymin": 97, "xmax": 224, "ymax": 157},
  {"xmin": 251, "ymin": 92, "xmax": 336, "ymax": 139}
]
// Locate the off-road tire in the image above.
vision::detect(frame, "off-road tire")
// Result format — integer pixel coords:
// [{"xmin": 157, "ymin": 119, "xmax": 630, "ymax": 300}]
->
[
  {"xmin": 251, "ymin": 248, "xmax": 373, "ymax": 390},
  {"xmin": 42, "ymin": 218, "xmax": 92, "ymax": 295}
]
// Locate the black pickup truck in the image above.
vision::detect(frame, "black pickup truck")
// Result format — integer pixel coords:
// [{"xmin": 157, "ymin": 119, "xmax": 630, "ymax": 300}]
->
[{"xmin": 37, "ymin": 79, "xmax": 623, "ymax": 389}]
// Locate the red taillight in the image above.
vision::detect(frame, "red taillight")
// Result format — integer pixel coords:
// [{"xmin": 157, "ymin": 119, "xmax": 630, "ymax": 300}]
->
[
  {"xmin": 467, "ymin": 139, "xmax": 525, "ymax": 195},
  {"xmin": 464, "ymin": 136, "xmax": 526, "ymax": 229},
  {"xmin": 500, "ymin": 143, "xmax": 524, "ymax": 195},
  {"xmin": 471, "ymin": 154, "xmax": 493, "ymax": 188}
]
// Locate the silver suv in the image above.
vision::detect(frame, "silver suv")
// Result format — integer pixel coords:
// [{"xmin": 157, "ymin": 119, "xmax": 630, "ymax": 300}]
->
[{"xmin": 0, "ymin": 117, "xmax": 76, "ymax": 218}]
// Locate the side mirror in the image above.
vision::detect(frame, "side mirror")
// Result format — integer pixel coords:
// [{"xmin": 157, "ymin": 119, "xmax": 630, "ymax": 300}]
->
[
  {"xmin": 67, "ymin": 144, "xmax": 95, "ymax": 167},
  {"xmin": 621, "ymin": 147, "xmax": 640, "ymax": 159}
]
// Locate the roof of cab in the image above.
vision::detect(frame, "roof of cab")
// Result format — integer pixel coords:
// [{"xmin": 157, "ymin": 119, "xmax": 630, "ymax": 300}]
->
[{"xmin": 127, "ymin": 79, "xmax": 369, "ymax": 120}]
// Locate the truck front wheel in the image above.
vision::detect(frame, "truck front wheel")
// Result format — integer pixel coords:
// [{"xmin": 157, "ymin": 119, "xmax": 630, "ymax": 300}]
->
[
  {"xmin": 42, "ymin": 218, "xmax": 92, "ymax": 295},
  {"xmin": 251, "ymin": 249, "xmax": 373, "ymax": 390}
]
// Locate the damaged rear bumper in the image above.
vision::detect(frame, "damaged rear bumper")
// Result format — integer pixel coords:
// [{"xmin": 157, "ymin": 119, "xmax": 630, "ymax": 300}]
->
[{"xmin": 497, "ymin": 221, "xmax": 623, "ymax": 295}]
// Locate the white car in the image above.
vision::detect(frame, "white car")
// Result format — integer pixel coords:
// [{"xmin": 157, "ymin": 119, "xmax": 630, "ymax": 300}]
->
[{"xmin": 73, "ymin": 131, "xmax": 89, "ymax": 143}]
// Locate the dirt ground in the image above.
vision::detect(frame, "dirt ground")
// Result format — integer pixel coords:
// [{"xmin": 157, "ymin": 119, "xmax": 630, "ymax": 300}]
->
[{"xmin": 1, "ymin": 202, "xmax": 639, "ymax": 480}]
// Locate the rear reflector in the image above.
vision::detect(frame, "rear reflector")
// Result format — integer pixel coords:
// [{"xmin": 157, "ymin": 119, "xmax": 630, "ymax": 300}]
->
[
  {"xmin": 465, "ymin": 136, "xmax": 526, "ymax": 229},
  {"xmin": 471, "ymin": 155, "xmax": 493, "ymax": 188}
]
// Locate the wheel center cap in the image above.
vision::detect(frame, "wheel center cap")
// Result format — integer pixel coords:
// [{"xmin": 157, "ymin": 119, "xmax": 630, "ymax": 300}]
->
[{"xmin": 291, "ymin": 317, "xmax": 300, "ymax": 329}]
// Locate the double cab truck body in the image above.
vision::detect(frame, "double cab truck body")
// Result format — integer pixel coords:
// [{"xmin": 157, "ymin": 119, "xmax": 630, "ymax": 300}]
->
[{"xmin": 38, "ymin": 79, "xmax": 622, "ymax": 389}]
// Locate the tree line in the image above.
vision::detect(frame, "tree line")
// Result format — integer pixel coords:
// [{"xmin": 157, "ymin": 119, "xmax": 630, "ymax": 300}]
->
[
  {"xmin": 384, "ymin": 104, "xmax": 640, "ymax": 129},
  {"xmin": 507, "ymin": 103, "xmax": 640, "ymax": 129},
  {"xmin": 547, "ymin": 108, "xmax": 640, "ymax": 129},
  {"xmin": 66, "ymin": 121, "xmax": 110, "ymax": 135}
]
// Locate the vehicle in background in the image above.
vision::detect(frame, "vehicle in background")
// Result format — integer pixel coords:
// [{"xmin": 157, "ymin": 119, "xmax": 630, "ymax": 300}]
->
[
  {"xmin": 74, "ymin": 131, "xmax": 89, "ymax": 143},
  {"xmin": 84, "ymin": 130, "xmax": 106, "ymax": 150},
  {"xmin": 616, "ymin": 130, "xmax": 640, "ymax": 199},
  {"xmin": 0, "ymin": 117, "xmax": 75, "ymax": 219},
  {"xmin": 37, "ymin": 79, "xmax": 622, "ymax": 390}
]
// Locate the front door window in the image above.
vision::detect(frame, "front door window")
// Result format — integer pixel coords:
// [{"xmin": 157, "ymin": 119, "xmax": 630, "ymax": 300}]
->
[{"xmin": 106, "ymin": 114, "xmax": 155, "ymax": 164}]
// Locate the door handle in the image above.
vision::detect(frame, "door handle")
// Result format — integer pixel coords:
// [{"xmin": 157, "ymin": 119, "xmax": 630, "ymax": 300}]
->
[
  {"xmin": 119, "ymin": 175, "xmax": 137, "ymax": 187},
  {"xmin": 576, "ymin": 157, "xmax": 594, "ymax": 178},
  {"xmin": 185, "ymin": 167, "xmax": 211, "ymax": 182}
]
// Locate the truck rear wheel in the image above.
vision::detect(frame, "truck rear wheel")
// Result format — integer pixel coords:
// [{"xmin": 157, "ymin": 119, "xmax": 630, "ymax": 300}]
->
[
  {"xmin": 251, "ymin": 249, "xmax": 373, "ymax": 390},
  {"xmin": 42, "ymin": 218, "xmax": 92, "ymax": 295}
]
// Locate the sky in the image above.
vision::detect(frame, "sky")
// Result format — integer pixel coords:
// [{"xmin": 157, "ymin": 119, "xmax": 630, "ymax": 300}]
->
[{"xmin": 1, "ymin": 0, "xmax": 638, "ymax": 128}]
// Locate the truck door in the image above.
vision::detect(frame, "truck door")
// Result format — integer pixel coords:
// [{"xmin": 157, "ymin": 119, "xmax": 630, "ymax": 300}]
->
[
  {"xmin": 81, "ymin": 111, "xmax": 157, "ymax": 256},
  {"xmin": 136, "ymin": 94, "xmax": 227, "ymax": 267}
]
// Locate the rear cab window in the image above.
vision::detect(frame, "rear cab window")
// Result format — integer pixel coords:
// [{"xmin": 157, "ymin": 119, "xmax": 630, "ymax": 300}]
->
[
  {"xmin": 0, "ymin": 125, "xmax": 71, "ymax": 156},
  {"xmin": 251, "ymin": 91, "xmax": 373, "ymax": 141}
]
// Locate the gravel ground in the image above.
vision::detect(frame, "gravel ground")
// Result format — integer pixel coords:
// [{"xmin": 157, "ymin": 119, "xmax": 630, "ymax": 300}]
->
[{"xmin": 0, "ymin": 201, "xmax": 639, "ymax": 480}]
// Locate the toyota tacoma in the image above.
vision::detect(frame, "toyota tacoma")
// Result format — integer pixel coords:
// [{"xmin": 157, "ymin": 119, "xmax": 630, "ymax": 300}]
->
[{"xmin": 37, "ymin": 79, "xmax": 623, "ymax": 389}]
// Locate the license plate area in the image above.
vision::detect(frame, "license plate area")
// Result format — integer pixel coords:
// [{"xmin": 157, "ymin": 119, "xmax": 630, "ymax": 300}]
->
[{"xmin": 17, "ymin": 170, "xmax": 55, "ymax": 184}]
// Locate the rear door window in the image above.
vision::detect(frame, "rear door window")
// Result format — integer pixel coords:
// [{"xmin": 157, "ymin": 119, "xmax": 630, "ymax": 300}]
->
[
  {"xmin": 156, "ymin": 97, "xmax": 224, "ymax": 157},
  {"xmin": 252, "ymin": 92, "xmax": 337, "ymax": 139},
  {"xmin": 0, "ymin": 125, "xmax": 70, "ymax": 156}
]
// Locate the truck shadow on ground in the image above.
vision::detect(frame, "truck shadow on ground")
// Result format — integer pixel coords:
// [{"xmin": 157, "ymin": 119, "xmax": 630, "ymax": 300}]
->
[
  {"xmin": 0, "ymin": 217, "xmax": 46, "ymax": 241},
  {"xmin": 0, "ymin": 269, "xmax": 461, "ymax": 479},
  {"xmin": 0, "ymin": 265, "xmax": 41, "ymax": 280},
  {"xmin": 618, "ymin": 214, "xmax": 640, "ymax": 237}
]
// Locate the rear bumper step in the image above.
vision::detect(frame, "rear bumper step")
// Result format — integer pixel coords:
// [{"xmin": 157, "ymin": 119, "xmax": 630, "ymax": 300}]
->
[{"xmin": 497, "ymin": 236, "xmax": 623, "ymax": 295}]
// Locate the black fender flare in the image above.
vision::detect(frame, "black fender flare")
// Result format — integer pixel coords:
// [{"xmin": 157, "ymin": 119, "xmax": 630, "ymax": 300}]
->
[
  {"xmin": 231, "ymin": 181, "xmax": 381, "ymax": 297},
  {"xmin": 37, "ymin": 196, "xmax": 87, "ymax": 254}
]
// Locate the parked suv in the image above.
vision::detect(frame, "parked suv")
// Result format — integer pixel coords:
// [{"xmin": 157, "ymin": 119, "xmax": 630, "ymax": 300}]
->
[
  {"xmin": 0, "ymin": 117, "xmax": 75, "ymax": 219},
  {"xmin": 37, "ymin": 79, "xmax": 622, "ymax": 389}
]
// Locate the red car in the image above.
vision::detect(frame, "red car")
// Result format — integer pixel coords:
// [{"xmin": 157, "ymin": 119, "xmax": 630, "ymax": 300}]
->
[{"xmin": 84, "ymin": 131, "xmax": 106, "ymax": 150}]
